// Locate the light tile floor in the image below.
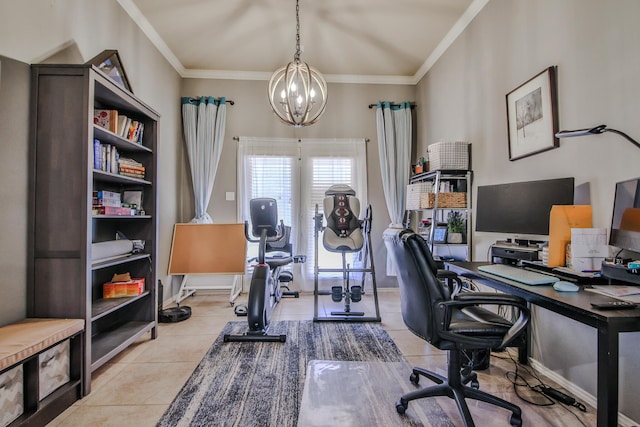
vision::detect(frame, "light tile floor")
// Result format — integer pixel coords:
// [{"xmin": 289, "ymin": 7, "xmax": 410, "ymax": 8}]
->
[{"xmin": 48, "ymin": 288, "xmax": 596, "ymax": 426}]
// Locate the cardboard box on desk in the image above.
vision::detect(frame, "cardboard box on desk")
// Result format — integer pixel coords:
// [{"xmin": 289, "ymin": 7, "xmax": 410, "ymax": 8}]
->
[
  {"xmin": 548, "ymin": 205, "xmax": 593, "ymax": 267},
  {"xmin": 567, "ymin": 228, "xmax": 608, "ymax": 271}
]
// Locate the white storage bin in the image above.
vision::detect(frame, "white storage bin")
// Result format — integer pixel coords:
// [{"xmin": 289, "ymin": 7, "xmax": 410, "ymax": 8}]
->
[
  {"xmin": 38, "ymin": 340, "xmax": 70, "ymax": 400},
  {"xmin": 406, "ymin": 182, "xmax": 433, "ymax": 210},
  {"xmin": 0, "ymin": 365, "xmax": 23, "ymax": 427},
  {"xmin": 427, "ymin": 141, "xmax": 469, "ymax": 170}
]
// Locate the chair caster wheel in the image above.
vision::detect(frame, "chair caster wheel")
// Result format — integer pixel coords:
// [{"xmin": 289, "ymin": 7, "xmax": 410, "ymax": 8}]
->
[
  {"xmin": 409, "ymin": 372, "xmax": 420, "ymax": 385},
  {"xmin": 396, "ymin": 399, "xmax": 408, "ymax": 414},
  {"xmin": 470, "ymin": 379, "xmax": 479, "ymax": 389},
  {"xmin": 509, "ymin": 413, "xmax": 522, "ymax": 426}
]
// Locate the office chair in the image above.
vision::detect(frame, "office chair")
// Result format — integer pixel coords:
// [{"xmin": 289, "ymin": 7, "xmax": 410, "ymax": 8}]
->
[{"xmin": 383, "ymin": 228, "xmax": 530, "ymax": 427}]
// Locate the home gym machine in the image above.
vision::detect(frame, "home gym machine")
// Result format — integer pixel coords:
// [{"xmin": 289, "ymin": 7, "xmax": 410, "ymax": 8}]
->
[
  {"xmin": 224, "ymin": 198, "xmax": 299, "ymax": 342},
  {"xmin": 313, "ymin": 184, "xmax": 381, "ymax": 322}
]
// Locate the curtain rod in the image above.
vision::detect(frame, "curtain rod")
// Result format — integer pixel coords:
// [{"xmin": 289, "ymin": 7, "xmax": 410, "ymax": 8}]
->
[
  {"xmin": 368, "ymin": 102, "xmax": 414, "ymax": 109},
  {"xmin": 186, "ymin": 97, "xmax": 235, "ymax": 105},
  {"xmin": 233, "ymin": 137, "xmax": 370, "ymax": 143}
]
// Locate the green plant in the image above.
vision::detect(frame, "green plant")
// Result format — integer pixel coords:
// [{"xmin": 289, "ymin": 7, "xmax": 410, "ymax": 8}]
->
[{"xmin": 447, "ymin": 211, "xmax": 464, "ymax": 233}]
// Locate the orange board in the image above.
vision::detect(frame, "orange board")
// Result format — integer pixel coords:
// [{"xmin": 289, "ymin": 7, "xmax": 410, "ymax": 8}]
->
[
  {"xmin": 168, "ymin": 223, "xmax": 247, "ymax": 275},
  {"xmin": 547, "ymin": 205, "xmax": 592, "ymax": 267}
]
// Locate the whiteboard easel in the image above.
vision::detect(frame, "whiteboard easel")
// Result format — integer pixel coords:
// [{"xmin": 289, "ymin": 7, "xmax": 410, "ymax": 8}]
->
[{"xmin": 168, "ymin": 223, "xmax": 247, "ymax": 304}]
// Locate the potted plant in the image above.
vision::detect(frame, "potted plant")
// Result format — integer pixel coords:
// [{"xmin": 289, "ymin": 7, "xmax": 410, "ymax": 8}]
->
[{"xmin": 447, "ymin": 211, "xmax": 465, "ymax": 244}]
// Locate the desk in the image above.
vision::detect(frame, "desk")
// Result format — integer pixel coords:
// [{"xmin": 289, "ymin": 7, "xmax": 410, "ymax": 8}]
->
[{"xmin": 446, "ymin": 261, "xmax": 640, "ymax": 427}]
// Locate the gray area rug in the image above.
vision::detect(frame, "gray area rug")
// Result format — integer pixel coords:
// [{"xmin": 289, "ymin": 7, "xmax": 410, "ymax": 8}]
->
[{"xmin": 157, "ymin": 320, "xmax": 452, "ymax": 427}]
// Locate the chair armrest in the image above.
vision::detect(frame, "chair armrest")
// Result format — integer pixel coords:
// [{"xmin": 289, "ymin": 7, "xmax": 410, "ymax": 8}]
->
[
  {"xmin": 435, "ymin": 295, "xmax": 530, "ymax": 350},
  {"xmin": 436, "ymin": 270, "xmax": 463, "ymax": 296}
]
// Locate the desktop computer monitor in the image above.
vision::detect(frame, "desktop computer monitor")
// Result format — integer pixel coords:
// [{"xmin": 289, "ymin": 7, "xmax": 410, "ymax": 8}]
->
[
  {"xmin": 609, "ymin": 177, "xmax": 640, "ymax": 254},
  {"xmin": 475, "ymin": 177, "xmax": 575, "ymax": 237}
]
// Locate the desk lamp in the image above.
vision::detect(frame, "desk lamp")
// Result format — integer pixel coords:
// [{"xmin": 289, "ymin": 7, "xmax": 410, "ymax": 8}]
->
[{"xmin": 555, "ymin": 125, "xmax": 640, "ymax": 150}]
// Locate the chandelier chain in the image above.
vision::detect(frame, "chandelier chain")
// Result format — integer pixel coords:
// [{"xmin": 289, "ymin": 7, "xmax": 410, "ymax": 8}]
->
[{"xmin": 294, "ymin": 0, "xmax": 301, "ymax": 61}]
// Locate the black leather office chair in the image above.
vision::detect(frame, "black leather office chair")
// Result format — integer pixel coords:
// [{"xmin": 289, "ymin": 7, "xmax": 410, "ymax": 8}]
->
[{"xmin": 383, "ymin": 228, "xmax": 530, "ymax": 427}]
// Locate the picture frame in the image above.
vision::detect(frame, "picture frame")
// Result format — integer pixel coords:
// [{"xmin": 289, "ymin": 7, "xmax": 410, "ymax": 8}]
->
[
  {"xmin": 432, "ymin": 225, "xmax": 448, "ymax": 244},
  {"xmin": 506, "ymin": 66, "xmax": 558, "ymax": 161},
  {"xmin": 86, "ymin": 49, "xmax": 133, "ymax": 93}
]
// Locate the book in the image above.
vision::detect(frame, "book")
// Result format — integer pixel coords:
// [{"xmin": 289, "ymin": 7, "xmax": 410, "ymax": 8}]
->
[
  {"xmin": 117, "ymin": 116, "xmax": 128, "ymax": 136},
  {"xmin": 93, "ymin": 206, "xmax": 134, "ymax": 216},
  {"xmin": 93, "ymin": 139, "xmax": 102, "ymax": 170},
  {"xmin": 94, "ymin": 109, "xmax": 118, "ymax": 133},
  {"xmin": 120, "ymin": 117, "xmax": 132, "ymax": 138}
]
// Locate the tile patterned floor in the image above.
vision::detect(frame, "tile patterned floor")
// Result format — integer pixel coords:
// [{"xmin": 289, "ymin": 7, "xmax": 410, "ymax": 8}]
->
[{"xmin": 47, "ymin": 289, "xmax": 596, "ymax": 426}]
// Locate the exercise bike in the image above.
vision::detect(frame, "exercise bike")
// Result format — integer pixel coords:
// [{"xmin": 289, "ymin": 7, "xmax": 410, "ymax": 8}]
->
[{"xmin": 224, "ymin": 198, "xmax": 296, "ymax": 343}]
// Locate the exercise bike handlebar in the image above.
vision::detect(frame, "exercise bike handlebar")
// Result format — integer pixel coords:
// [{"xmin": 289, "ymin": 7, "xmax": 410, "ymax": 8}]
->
[{"xmin": 245, "ymin": 220, "xmax": 287, "ymax": 265}]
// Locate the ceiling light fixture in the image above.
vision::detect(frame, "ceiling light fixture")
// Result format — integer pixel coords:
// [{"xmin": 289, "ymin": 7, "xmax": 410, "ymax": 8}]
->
[
  {"xmin": 556, "ymin": 124, "xmax": 640, "ymax": 150},
  {"xmin": 268, "ymin": 0, "xmax": 327, "ymax": 127}
]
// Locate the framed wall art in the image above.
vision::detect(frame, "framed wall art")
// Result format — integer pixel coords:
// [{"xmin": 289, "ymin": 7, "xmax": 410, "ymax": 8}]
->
[
  {"xmin": 86, "ymin": 49, "xmax": 133, "ymax": 93},
  {"xmin": 506, "ymin": 66, "xmax": 558, "ymax": 161}
]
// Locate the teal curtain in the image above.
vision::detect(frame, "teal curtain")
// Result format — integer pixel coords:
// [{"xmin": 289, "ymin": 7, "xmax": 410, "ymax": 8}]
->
[
  {"xmin": 376, "ymin": 101, "xmax": 412, "ymax": 227},
  {"xmin": 181, "ymin": 96, "xmax": 227, "ymax": 223}
]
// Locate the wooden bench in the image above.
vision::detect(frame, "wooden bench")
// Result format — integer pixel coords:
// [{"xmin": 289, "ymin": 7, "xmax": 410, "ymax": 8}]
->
[{"xmin": 0, "ymin": 318, "xmax": 84, "ymax": 427}]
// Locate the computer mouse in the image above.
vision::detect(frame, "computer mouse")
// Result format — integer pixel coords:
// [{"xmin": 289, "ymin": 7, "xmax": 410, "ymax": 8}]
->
[{"xmin": 553, "ymin": 281, "xmax": 580, "ymax": 292}]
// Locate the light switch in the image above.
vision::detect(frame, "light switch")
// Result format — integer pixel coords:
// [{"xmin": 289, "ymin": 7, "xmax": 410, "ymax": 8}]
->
[{"xmin": 225, "ymin": 192, "xmax": 235, "ymax": 201}]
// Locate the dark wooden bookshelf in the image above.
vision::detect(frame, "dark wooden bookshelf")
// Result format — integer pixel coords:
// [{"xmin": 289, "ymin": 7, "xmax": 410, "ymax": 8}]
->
[{"xmin": 28, "ymin": 64, "xmax": 159, "ymax": 399}]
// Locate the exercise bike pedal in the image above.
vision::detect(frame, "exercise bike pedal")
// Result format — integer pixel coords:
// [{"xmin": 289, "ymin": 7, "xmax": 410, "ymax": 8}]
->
[
  {"xmin": 331, "ymin": 285, "xmax": 343, "ymax": 302},
  {"xmin": 350, "ymin": 285, "xmax": 362, "ymax": 302}
]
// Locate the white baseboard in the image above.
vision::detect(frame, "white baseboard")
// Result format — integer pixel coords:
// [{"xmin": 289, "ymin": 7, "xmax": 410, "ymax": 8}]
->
[{"xmin": 529, "ymin": 357, "xmax": 638, "ymax": 426}]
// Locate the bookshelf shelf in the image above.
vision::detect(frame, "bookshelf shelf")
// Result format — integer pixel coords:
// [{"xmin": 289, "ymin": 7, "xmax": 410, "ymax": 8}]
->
[
  {"xmin": 91, "ymin": 253, "xmax": 151, "ymax": 270},
  {"xmin": 91, "ymin": 321, "xmax": 155, "ymax": 370},
  {"xmin": 91, "ymin": 291, "xmax": 151, "ymax": 320},
  {"xmin": 29, "ymin": 64, "xmax": 159, "ymax": 397},
  {"xmin": 93, "ymin": 125, "xmax": 152, "ymax": 153},
  {"xmin": 93, "ymin": 169, "xmax": 151, "ymax": 185}
]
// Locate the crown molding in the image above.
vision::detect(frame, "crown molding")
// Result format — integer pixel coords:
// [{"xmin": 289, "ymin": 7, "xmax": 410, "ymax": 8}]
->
[
  {"xmin": 119, "ymin": 0, "xmax": 489, "ymax": 86},
  {"xmin": 413, "ymin": 0, "xmax": 490, "ymax": 83}
]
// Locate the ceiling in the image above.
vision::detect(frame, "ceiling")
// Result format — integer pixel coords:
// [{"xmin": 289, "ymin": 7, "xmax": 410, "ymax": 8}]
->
[{"xmin": 122, "ymin": 0, "xmax": 485, "ymax": 85}]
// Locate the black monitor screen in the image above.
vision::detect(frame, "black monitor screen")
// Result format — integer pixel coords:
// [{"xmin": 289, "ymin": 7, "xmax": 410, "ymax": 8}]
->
[
  {"xmin": 250, "ymin": 198, "xmax": 278, "ymax": 237},
  {"xmin": 475, "ymin": 178, "xmax": 575, "ymax": 236},
  {"xmin": 609, "ymin": 177, "xmax": 640, "ymax": 253}
]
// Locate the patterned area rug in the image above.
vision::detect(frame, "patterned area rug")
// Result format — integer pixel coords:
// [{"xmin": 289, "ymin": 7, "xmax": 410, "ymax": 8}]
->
[{"xmin": 157, "ymin": 320, "xmax": 451, "ymax": 427}]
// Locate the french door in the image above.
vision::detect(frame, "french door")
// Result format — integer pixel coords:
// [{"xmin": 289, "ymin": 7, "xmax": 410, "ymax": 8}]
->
[{"xmin": 237, "ymin": 137, "xmax": 367, "ymax": 290}]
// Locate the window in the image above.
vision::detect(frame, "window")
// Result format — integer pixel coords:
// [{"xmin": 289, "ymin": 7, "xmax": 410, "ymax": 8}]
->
[{"xmin": 238, "ymin": 137, "xmax": 367, "ymax": 290}]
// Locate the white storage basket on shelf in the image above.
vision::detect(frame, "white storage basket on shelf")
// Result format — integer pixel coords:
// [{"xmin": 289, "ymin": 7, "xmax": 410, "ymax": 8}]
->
[
  {"xmin": 427, "ymin": 141, "xmax": 469, "ymax": 170},
  {"xmin": 406, "ymin": 182, "xmax": 433, "ymax": 210}
]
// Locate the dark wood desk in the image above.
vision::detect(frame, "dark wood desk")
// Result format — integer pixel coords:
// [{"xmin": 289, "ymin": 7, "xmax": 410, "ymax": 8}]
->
[{"xmin": 446, "ymin": 261, "xmax": 640, "ymax": 427}]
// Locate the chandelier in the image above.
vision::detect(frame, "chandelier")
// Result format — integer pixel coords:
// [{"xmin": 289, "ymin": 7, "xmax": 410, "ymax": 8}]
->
[{"xmin": 268, "ymin": 0, "xmax": 327, "ymax": 127}]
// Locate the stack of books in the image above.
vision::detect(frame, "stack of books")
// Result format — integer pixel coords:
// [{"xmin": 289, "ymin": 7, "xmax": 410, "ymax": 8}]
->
[
  {"xmin": 93, "ymin": 139, "xmax": 119, "ymax": 174},
  {"xmin": 94, "ymin": 109, "xmax": 145, "ymax": 144},
  {"xmin": 92, "ymin": 189, "xmax": 136, "ymax": 216},
  {"xmin": 118, "ymin": 157, "xmax": 145, "ymax": 179}
]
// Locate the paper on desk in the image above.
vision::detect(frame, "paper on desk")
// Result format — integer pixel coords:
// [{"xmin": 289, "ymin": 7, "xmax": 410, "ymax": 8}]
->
[
  {"xmin": 585, "ymin": 285, "xmax": 640, "ymax": 303},
  {"xmin": 589, "ymin": 285, "xmax": 640, "ymax": 297}
]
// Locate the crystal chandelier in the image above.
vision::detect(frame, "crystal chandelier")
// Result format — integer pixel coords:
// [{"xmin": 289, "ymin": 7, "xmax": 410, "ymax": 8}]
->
[{"xmin": 268, "ymin": 0, "xmax": 327, "ymax": 127}]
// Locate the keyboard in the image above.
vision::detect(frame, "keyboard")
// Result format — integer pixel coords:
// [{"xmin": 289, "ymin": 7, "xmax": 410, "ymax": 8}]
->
[{"xmin": 478, "ymin": 264, "xmax": 559, "ymax": 285}]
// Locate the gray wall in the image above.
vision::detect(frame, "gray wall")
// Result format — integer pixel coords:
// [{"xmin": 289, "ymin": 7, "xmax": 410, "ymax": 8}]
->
[
  {"xmin": 0, "ymin": 56, "xmax": 31, "ymax": 323},
  {"xmin": 0, "ymin": 0, "xmax": 183, "ymax": 323},
  {"xmin": 178, "ymin": 78, "xmax": 414, "ymax": 290},
  {"xmin": 415, "ymin": 0, "xmax": 640, "ymax": 421}
]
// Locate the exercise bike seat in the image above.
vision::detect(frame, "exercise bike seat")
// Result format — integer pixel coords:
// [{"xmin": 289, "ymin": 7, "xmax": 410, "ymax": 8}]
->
[
  {"xmin": 323, "ymin": 184, "xmax": 364, "ymax": 253},
  {"xmin": 264, "ymin": 224, "xmax": 293, "ymax": 268}
]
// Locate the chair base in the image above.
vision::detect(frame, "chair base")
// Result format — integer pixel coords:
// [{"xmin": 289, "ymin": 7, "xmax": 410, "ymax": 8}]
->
[{"xmin": 396, "ymin": 350, "xmax": 522, "ymax": 427}]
